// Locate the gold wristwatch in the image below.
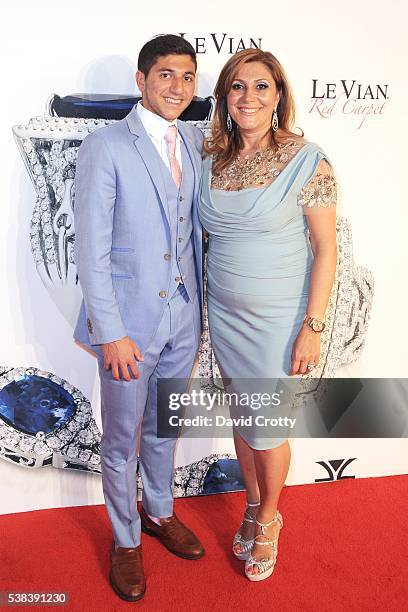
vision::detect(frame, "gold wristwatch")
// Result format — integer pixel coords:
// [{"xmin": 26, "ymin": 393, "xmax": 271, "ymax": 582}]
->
[{"xmin": 303, "ymin": 315, "xmax": 326, "ymax": 333}]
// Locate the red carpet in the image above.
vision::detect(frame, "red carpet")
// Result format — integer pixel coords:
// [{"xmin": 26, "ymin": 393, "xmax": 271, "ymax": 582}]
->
[{"xmin": 0, "ymin": 475, "xmax": 407, "ymax": 612}]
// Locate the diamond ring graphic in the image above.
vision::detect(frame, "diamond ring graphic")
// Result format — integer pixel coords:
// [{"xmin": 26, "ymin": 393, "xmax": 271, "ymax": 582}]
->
[{"xmin": 0, "ymin": 366, "xmax": 101, "ymax": 472}]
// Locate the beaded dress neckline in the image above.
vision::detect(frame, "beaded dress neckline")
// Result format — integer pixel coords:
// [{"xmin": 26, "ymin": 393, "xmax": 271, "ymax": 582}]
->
[{"xmin": 210, "ymin": 141, "xmax": 306, "ymax": 192}]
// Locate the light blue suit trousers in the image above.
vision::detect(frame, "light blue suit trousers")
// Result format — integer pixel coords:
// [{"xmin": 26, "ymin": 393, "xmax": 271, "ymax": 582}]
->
[{"xmin": 98, "ymin": 284, "xmax": 200, "ymax": 547}]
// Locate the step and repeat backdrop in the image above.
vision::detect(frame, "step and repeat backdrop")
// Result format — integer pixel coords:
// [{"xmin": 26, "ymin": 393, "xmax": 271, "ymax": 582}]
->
[{"xmin": 1, "ymin": 0, "xmax": 407, "ymax": 514}]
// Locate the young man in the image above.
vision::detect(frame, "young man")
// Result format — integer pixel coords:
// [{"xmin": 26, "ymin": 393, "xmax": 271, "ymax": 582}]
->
[{"xmin": 74, "ymin": 34, "xmax": 204, "ymax": 602}]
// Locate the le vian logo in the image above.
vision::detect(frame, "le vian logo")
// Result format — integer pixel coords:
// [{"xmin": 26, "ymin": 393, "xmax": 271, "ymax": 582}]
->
[
  {"xmin": 179, "ymin": 33, "xmax": 262, "ymax": 54},
  {"xmin": 315, "ymin": 458, "xmax": 357, "ymax": 482},
  {"xmin": 309, "ymin": 79, "xmax": 389, "ymax": 129}
]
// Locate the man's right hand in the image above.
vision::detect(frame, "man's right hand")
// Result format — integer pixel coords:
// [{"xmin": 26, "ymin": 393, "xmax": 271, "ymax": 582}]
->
[{"xmin": 101, "ymin": 336, "xmax": 144, "ymax": 381}]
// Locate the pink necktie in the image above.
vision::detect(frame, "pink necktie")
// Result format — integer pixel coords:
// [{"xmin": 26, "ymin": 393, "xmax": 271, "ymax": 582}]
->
[{"xmin": 164, "ymin": 125, "xmax": 182, "ymax": 188}]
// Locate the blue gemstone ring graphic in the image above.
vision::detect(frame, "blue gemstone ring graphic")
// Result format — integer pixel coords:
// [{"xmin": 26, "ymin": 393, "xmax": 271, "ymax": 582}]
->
[{"xmin": 0, "ymin": 366, "xmax": 101, "ymax": 472}]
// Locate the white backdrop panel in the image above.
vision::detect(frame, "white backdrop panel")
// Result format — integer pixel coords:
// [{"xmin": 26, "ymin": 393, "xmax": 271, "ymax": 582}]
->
[{"xmin": 0, "ymin": 0, "xmax": 407, "ymax": 514}]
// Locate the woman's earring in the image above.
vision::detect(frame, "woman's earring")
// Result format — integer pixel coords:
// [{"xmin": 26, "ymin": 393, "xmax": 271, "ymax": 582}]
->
[
  {"xmin": 272, "ymin": 108, "xmax": 278, "ymax": 131},
  {"xmin": 226, "ymin": 112, "xmax": 233, "ymax": 132}
]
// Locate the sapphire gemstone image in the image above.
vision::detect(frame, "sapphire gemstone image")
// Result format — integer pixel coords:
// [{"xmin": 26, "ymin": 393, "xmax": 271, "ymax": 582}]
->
[
  {"xmin": 0, "ymin": 375, "xmax": 76, "ymax": 436},
  {"xmin": 202, "ymin": 458, "xmax": 244, "ymax": 494}
]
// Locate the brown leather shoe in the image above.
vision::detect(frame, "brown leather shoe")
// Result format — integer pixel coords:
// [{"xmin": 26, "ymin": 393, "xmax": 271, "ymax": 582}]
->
[
  {"xmin": 140, "ymin": 506, "xmax": 205, "ymax": 560},
  {"xmin": 109, "ymin": 544, "xmax": 146, "ymax": 602}
]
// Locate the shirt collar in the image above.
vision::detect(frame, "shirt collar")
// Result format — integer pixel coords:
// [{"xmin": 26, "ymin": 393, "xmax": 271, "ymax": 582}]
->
[{"xmin": 136, "ymin": 101, "xmax": 179, "ymax": 141}]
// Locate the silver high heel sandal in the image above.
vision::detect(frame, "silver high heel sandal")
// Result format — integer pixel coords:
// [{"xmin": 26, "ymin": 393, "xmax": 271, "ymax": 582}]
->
[
  {"xmin": 232, "ymin": 502, "xmax": 260, "ymax": 561},
  {"xmin": 245, "ymin": 510, "xmax": 283, "ymax": 582}
]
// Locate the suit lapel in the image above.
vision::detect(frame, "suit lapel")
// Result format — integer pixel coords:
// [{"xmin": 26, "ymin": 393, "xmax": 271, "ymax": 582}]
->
[
  {"xmin": 177, "ymin": 121, "xmax": 201, "ymax": 203},
  {"xmin": 126, "ymin": 107, "xmax": 170, "ymax": 225}
]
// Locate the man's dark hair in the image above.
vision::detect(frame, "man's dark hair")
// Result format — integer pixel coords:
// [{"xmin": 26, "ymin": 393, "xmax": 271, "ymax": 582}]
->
[{"xmin": 138, "ymin": 34, "xmax": 197, "ymax": 77}]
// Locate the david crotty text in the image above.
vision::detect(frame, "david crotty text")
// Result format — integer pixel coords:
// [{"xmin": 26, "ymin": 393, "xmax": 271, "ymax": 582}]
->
[{"xmin": 168, "ymin": 415, "xmax": 297, "ymax": 428}]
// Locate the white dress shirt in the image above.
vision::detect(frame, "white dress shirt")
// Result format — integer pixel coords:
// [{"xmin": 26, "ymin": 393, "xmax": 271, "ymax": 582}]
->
[{"xmin": 136, "ymin": 101, "xmax": 182, "ymax": 172}]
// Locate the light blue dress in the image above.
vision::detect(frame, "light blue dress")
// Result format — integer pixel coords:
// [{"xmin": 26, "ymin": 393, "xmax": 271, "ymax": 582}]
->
[{"xmin": 198, "ymin": 143, "xmax": 330, "ymax": 449}]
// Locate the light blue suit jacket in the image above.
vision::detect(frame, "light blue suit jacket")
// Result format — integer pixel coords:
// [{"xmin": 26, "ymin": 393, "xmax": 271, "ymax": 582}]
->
[{"xmin": 73, "ymin": 106, "xmax": 204, "ymax": 354}]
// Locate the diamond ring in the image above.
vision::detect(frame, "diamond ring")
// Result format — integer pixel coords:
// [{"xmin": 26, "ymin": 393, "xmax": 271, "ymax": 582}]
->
[{"xmin": 306, "ymin": 363, "xmax": 315, "ymax": 371}]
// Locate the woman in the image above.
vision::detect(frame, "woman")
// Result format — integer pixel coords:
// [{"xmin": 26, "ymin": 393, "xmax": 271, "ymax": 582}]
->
[{"xmin": 199, "ymin": 49, "xmax": 337, "ymax": 582}]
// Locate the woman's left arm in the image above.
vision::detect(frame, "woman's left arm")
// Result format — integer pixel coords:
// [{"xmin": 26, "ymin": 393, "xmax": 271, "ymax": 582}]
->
[{"xmin": 290, "ymin": 159, "xmax": 338, "ymax": 375}]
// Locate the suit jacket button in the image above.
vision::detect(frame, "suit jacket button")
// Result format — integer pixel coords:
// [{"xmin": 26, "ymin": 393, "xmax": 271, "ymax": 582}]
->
[
  {"xmin": 159, "ymin": 291, "xmax": 167, "ymax": 298},
  {"xmin": 87, "ymin": 318, "xmax": 93, "ymax": 334},
  {"xmin": 164, "ymin": 253, "xmax": 171, "ymax": 261},
  {"xmin": 179, "ymin": 196, "xmax": 184, "ymax": 202},
  {"xmin": 179, "ymin": 216, "xmax": 184, "ymax": 222}
]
